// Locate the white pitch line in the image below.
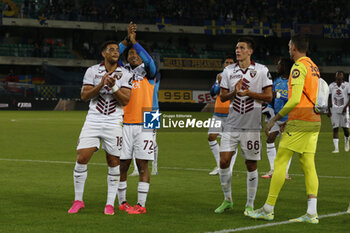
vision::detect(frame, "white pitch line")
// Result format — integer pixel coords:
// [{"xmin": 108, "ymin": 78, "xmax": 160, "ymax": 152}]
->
[
  {"xmin": 0, "ymin": 158, "xmax": 350, "ymax": 179},
  {"xmin": 160, "ymin": 166, "xmax": 350, "ymax": 179},
  {"xmin": 205, "ymin": 211, "xmax": 348, "ymax": 233}
]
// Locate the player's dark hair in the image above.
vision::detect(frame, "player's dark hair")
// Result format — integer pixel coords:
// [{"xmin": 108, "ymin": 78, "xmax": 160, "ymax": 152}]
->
[
  {"xmin": 122, "ymin": 40, "xmax": 153, "ymax": 78},
  {"xmin": 100, "ymin": 40, "xmax": 119, "ymax": 52},
  {"xmin": 225, "ymin": 54, "xmax": 235, "ymax": 61},
  {"xmin": 223, "ymin": 54, "xmax": 235, "ymax": 64},
  {"xmin": 237, "ymin": 37, "xmax": 255, "ymax": 50},
  {"xmin": 291, "ymin": 34, "xmax": 309, "ymax": 53},
  {"xmin": 335, "ymin": 70, "xmax": 345, "ymax": 77},
  {"xmin": 279, "ymin": 58, "xmax": 294, "ymax": 76}
]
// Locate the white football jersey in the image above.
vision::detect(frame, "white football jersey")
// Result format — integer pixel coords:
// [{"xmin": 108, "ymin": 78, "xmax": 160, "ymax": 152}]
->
[
  {"xmin": 329, "ymin": 81, "xmax": 350, "ymax": 114},
  {"xmin": 123, "ymin": 63, "xmax": 147, "ymax": 80},
  {"xmin": 83, "ymin": 63, "xmax": 133, "ymax": 124},
  {"xmin": 220, "ymin": 61, "xmax": 272, "ymax": 130}
]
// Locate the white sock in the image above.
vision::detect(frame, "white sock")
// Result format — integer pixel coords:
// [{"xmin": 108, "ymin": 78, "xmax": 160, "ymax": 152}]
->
[
  {"xmin": 333, "ymin": 138, "xmax": 339, "ymax": 151},
  {"xmin": 246, "ymin": 170, "xmax": 258, "ymax": 208},
  {"xmin": 263, "ymin": 203, "xmax": 274, "ymax": 213},
  {"xmin": 307, "ymin": 198, "xmax": 317, "ymax": 215},
  {"xmin": 133, "ymin": 158, "xmax": 138, "ymax": 172},
  {"xmin": 229, "ymin": 150, "xmax": 238, "ymax": 172},
  {"xmin": 106, "ymin": 166, "xmax": 120, "ymax": 206},
  {"xmin": 286, "ymin": 157, "xmax": 292, "ymax": 174},
  {"xmin": 209, "ymin": 140, "xmax": 220, "ymax": 167},
  {"xmin": 118, "ymin": 181, "xmax": 127, "ymax": 205},
  {"xmin": 219, "ymin": 167, "xmax": 232, "ymax": 202},
  {"xmin": 137, "ymin": 182, "xmax": 150, "ymax": 207},
  {"xmin": 152, "ymin": 141, "xmax": 158, "ymax": 169},
  {"xmin": 266, "ymin": 143, "xmax": 276, "ymax": 171},
  {"xmin": 73, "ymin": 162, "xmax": 87, "ymax": 201},
  {"xmin": 345, "ymin": 136, "xmax": 349, "ymax": 145}
]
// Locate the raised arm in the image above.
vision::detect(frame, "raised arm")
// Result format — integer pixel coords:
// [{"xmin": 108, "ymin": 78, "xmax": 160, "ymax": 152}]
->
[{"xmin": 129, "ymin": 31, "xmax": 156, "ymax": 78}]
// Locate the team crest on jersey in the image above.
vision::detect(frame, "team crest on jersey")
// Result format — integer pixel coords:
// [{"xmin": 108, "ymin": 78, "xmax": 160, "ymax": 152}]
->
[
  {"xmin": 115, "ymin": 68, "xmax": 123, "ymax": 80},
  {"xmin": 115, "ymin": 73, "xmax": 122, "ymax": 80},
  {"xmin": 250, "ymin": 70, "xmax": 257, "ymax": 78},
  {"xmin": 291, "ymin": 69, "xmax": 300, "ymax": 79}
]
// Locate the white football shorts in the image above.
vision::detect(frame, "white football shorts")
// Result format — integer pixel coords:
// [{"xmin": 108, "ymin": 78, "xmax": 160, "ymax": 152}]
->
[
  {"xmin": 208, "ymin": 114, "xmax": 227, "ymax": 134},
  {"xmin": 331, "ymin": 112, "xmax": 350, "ymax": 128},
  {"xmin": 220, "ymin": 130, "xmax": 261, "ymax": 161},
  {"xmin": 121, "ymin": 124, "xmax": 155, "ymax": 161},
  {"xmin": 77, "ymin": 121, "xmax": 123, "ymax": 157}
]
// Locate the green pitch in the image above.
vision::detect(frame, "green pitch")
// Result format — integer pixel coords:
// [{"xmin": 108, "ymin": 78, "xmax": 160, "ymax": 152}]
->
[{"xmin": 0, "ymin": 111, "xmax": 349, "ymax": 233}]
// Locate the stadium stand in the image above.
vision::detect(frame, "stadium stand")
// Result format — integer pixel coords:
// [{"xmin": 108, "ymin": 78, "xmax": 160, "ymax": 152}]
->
[
  {"xmin": 13, "ymin": 0, "xmax": 350, "ymax": 25},
  {"xmin": 0, "ymin": 0, "xmax": 349, "ymax": 110}
]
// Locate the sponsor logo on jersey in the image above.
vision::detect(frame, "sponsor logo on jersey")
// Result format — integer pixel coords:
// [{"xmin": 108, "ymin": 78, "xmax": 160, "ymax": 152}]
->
[{"xmin": 230, "ymin": 74, "xmax": 242, "ymax": 79}]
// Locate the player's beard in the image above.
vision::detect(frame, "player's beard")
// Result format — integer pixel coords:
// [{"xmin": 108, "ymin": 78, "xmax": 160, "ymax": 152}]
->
[{"xmin": 107, "ymin": 57, "xmax": 119, "ymax": 65}]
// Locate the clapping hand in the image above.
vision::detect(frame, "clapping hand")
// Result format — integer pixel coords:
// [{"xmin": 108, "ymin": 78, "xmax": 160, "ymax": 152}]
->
[
  {"xmin": 102, "ymin": 70, "xmax": 114, "ymax": 87},
  {"xmin": 128, "ymin": 22, "xmax": 137, "ymax": 43}
]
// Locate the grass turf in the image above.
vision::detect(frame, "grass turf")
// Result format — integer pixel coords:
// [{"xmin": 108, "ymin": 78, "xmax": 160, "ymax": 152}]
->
[{"xmin": 0, "ymin": 111, "xmax": 349, "ymax": 233}]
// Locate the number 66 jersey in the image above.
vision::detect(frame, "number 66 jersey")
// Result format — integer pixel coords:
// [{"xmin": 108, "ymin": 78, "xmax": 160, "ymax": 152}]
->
[{"xmin": 220, "ymin": 61, "xmax": 272, "ymax": 132}]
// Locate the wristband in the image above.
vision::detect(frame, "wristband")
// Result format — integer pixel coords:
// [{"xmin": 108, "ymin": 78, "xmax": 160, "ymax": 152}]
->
[
  {"xmin": 276, "ymin": 92, "xmax": 281, "ymax": 99},
  {"xmin": 111, "ymin": 84, "xmax": 119, "ymax": 93}
]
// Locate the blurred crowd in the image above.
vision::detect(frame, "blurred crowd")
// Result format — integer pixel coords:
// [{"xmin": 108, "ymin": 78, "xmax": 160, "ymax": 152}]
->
[
  {"xmin": 1, "ymin": 0, "xmax": 349, "ymax": 66},
  {"xmin": 4, "ymin": 0, "xmax": 349, "ymax": 26}
]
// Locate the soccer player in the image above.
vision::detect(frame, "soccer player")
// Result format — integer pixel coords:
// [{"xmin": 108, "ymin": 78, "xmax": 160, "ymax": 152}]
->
[
  {"xmin": 208, "ymin": 55, "xmax": 237, "ymax": 176},
  {"xmin": 261, "ymin": 58, "xmax": 294, "ymax": 180},
  {"xmin": 327, "ymin": 71, "xmax": 350, "ymax": 153},
  {"xmin": 250, "ymin": 34, "xmax": 321, "ymax": 224},
  {"xmin": 68, "ymin": 41, "xmax": 133, "ymax": 215},
  {"xmin": 117, "ymin": 24, "xmax": 159, "ymax": 214},
  {"xmin": 215, "ymin": 37, "xmax": 273, "ymax": 215}
]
